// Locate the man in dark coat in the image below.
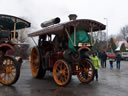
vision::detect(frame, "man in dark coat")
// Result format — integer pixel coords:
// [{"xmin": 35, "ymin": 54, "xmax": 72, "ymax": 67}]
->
[
  {"xmin": 116, "ymin": 53, "xmax": 121, "ymax": 69},
  {"xmin": 100, "ymin": 51, "xmax": 107, "ymax": 68}
]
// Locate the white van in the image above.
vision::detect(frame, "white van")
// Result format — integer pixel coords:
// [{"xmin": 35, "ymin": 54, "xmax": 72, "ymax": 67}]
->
[{"xmin": 121, "ymin": 52, "xmax": 128, "ymax": 60}]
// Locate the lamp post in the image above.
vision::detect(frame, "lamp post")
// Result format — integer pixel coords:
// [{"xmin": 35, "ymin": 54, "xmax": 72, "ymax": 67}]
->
[{"xmin": 104, "ymin": 18, "xmax": 108, "ymax": 49}]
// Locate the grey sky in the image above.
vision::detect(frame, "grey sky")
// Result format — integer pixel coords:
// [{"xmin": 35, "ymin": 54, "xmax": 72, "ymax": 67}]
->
[{"xmin": 0, "ymin": 0, "xmax": 128, "ymax": 35}]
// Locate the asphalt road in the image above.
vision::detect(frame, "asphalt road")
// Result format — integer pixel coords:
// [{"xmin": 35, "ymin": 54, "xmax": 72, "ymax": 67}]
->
[{"xmin": 0, "ymin": 60, "xmax": 128, "ymax": 96}]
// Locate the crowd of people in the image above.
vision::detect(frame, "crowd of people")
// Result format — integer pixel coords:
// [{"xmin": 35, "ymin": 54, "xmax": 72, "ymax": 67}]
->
[
  {"xmin": 90, "ymin": 51, "xmax": 121, "ymax": 81},
  {"xmin": 97, "ymin": 51, "xmax": 121, "ymax": 69}
]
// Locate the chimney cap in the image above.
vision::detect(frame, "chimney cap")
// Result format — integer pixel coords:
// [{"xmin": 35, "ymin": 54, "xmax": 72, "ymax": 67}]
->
[{"xmin": 68, "ymin": 14, "xmax": 77, "ymax": 20}]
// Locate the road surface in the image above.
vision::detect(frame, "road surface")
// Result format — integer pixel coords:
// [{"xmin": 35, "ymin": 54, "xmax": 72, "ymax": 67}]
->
[{"xmin": 0, "ymin": 60, "xmax": 128, "ymax": 96}]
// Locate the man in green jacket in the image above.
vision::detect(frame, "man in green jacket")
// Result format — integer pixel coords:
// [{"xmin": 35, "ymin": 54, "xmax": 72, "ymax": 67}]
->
[{"xmin": 91, "ymin": 52, "xmax": 101, "ymax": 81}]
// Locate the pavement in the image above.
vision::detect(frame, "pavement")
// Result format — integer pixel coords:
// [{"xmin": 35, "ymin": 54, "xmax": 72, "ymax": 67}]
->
[{"xmin": 0, "ymin": 60, "xmax": 128, "ymax": 96}]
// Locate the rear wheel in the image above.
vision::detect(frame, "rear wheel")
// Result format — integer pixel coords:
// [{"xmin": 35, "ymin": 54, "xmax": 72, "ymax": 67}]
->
[
  {"xmin": 77, "ymin": 59, "xmax": 94, "ymax": 83},
  {"xmin": 30, "ymin": 47, "xmax": 46, "ymax": 79},
  {"xmin": 0, "ymin": 56, "xmax": 20, "ymax": 85},
  {"xmin": 53, "ymin": 60, "xmax": 72, "ymax": 86}
]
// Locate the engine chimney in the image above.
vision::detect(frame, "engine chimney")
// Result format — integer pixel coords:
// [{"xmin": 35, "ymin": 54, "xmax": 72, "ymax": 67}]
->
[{"xmin": 41, "ymin": 17, "xmax": 60, "ymax": 27}]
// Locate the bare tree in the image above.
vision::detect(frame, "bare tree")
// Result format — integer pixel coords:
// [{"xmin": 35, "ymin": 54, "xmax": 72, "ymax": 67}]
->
[
  {"xmin": 116, "ymin": 33, "xmax": 123, "ymax": 40},
  {"xmin": 99, "ymin": 32, "xmax": 107, "ymax": 41},
  {"xmin": 120, "ymin": 25, "xmax": 128, "ymax": 40},
  {"xmin": 92, "ymin": 31, "xmax": 107, "ymax": 42},
  {"xmin": 92, "ymin": 31, "xmax": 107, "ymax": 52}
]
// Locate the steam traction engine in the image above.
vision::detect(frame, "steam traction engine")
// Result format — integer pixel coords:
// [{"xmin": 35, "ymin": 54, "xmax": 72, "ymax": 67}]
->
[
  {"xmin": 28, "ymin": 14, "xmax": 106, "ymax": 86},
  {"xmin": 0, "ymin": 14, "xmax": 30, "ymax": 85}
]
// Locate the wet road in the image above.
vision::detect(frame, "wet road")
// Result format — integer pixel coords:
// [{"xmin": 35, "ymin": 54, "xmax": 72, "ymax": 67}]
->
[{"xmin": 0, "ymin": 60, "xmax": 128, "ymax": 96}]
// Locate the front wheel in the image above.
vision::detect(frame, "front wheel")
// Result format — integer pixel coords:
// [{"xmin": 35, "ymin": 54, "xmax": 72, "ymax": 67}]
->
[
  {"xmin": 53, "ymin": 59, "xmax": 72, "ymax": 86},
  {"xmin": 77, "ymin": 59, "xmax": 94, "ymax": 83},
  {"xmin": 0, "ymin": 56, "xmax": 20, "ymax": 85}
]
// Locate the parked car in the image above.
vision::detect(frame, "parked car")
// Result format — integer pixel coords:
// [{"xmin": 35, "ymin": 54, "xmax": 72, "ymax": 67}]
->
[
  {"xmin": 107, "ymin": 52, "xmax": 116, "ymax": 59},
  {"xmin": 121, "ymin": 52, "xmax": 128, "ymax": 60}
]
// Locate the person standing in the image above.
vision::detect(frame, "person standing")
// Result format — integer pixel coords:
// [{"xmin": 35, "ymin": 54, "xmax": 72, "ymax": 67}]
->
[
  {"xmin": 100, "ymin": 51, "xmax": 107, "ymax": 68},
  {"xmin": 116, "ymin": 53, "xmax": 121, "ymax": 69},
  {"xmin": 108, "ymin": 56, "xmax": 115, "ymax": 69},
  {"xmin": 91, "ymin": 52, "xmax": 101, "ymax": 81}
]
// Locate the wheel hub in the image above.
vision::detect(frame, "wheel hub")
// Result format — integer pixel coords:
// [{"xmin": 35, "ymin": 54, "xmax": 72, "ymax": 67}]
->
[
  {"xmin": 83, "ymin": 68, "xmax": 89, "ymax": 75},
  {"xmin": 59, "ymin": 70, "xmax": 65, "ymax": 75},
  {"xmin": 6, "ymin": 67, "xmax": 12, "ymax": 74}
]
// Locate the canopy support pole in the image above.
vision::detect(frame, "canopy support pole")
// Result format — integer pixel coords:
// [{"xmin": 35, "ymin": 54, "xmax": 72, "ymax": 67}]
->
[
  {"xmin": 13, "ymin": 22, "xmax": 16, "ymax": 42},
  {"xmin": 31, "ymin": 37, "xmax": 38, "ymax": 47},
  {"xmin": 74, "ymin": 26, "xmax": 76, "ymax": 46},
  {"xmin": 90, "ymin": 24, "xmax": 93, "ymax": 46},
  {"xmin": 65, "ymin": 28, "xmax": 74, "ymax": 46}
]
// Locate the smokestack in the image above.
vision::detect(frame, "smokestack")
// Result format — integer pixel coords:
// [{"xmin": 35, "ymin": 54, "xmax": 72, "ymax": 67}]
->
[
  {"xmin": 41, "ymin": 17, "xmax": 60, "ymax": 27},
  {"xmin": 68, "ymin": 14, "xmax": 77, "ymax": 20}
]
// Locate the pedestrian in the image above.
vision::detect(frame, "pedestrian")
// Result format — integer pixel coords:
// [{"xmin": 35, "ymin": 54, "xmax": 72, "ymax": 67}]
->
[
  {"xmin": 108, "ymin": 56, "xmax": 115, "ymax": 69},
  {"xmin": 116, "ymin": 53, "xmax": 121, "ymax": 69},
  {"xmin": 91, "ymin": 52, "xmax": 100, "ymax": 81},
  {"xmin": 100, "ymin": 51, "xmax": 107, "ymax": 68}
]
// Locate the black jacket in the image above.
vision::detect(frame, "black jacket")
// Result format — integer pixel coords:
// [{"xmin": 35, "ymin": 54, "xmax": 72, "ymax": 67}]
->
[
  {"xmin": 116, "ymin": 54, "xmax": 121, "ymax": 61},
  {"xmin": 101, "ymin": 52, "xmax": 107, "ymax": 60}
]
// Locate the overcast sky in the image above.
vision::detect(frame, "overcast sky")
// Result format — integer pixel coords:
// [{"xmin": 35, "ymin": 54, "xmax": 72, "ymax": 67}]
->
[{"xmin": 0, "ymin": 0, "xmax": 128, "ymax": 35}]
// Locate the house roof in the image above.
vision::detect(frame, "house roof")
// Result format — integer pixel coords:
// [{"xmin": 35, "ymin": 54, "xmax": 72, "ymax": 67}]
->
[{"xmin": 115, "ymin": 40, "xmax": 128, "ymax": 51}]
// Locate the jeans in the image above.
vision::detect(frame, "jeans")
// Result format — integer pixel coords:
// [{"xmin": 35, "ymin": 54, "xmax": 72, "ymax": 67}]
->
[
  {"xmin": 109, "ymin": 61, "xmax": 113, "ymax": 69},
  {"xmin": 116, "ymin": 61, "xmax": 120, "ymax": 69}
]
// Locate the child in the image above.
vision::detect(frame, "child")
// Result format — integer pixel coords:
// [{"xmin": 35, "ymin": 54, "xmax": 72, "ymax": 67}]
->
[
  {"xmin": 91, "ymin": 52, "xmax": 101, "ymax": 81},
  {"xmin": 109, "ymin": 57, "xmax": 115, "ymax": 69}
]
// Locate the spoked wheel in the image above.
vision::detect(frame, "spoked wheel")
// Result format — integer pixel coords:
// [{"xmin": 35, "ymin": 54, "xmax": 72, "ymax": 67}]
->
[
  {"xmin": 77, "ymin": 59, "xmax": 94, "ymax": 83},
  {"xmin": 53, "ymin": 60, "xmax": 72, "ymax": 86},
  {"xmin": 0, "ymin": 56, "xmax": 20, "ymax": 85},
  {"xmin": 30, "ymin": 47, "xmax": 46, "ymax": 79}
]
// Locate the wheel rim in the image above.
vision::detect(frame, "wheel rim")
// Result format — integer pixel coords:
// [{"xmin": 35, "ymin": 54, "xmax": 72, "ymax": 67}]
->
[
  {"xmin": 53, "ymin": 60, "xmax": 70, "ymax": 86},
  {"xmin": 0, "ymin": 57, "xmax": 17, "ymax": 85},
  {"xmin": 30, "ymin": 47, "xmax": 39, "ymax": 77},
  {"xmin": 77, "ymin": 60, "xmax": 94, "ymax": 83}
]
